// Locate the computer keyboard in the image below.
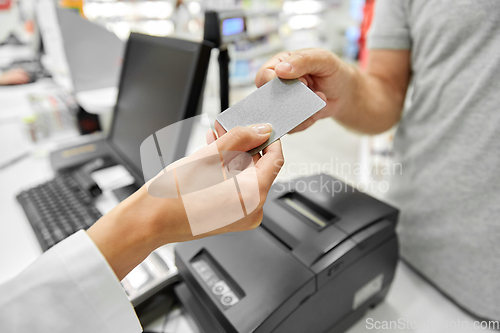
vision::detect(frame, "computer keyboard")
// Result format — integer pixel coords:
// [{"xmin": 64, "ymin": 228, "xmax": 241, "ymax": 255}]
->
[{"xmin": 17, "ymin": 173, "xmax": 102, "ymax": 251}]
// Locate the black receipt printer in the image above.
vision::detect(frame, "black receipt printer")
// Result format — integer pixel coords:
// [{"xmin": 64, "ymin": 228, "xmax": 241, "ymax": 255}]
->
[{"xmin": 174, "ymin": 174, "xmax": 399, "ymax": 333}]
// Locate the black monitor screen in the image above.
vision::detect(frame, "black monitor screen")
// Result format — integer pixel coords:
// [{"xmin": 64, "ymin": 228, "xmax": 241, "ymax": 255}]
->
[{"xmin": 109, "ymin": 34, "xmax": 202, "ymax": 177}]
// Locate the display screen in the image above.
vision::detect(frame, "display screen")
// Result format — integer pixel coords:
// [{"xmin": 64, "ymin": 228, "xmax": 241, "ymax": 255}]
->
[
  {"xmin": 222, "ymin": 17, "xmax": 245, "ymax": 36},
  {"xmin": 110, "ymin": 35, "xmax": 197, "ymax": 177}
]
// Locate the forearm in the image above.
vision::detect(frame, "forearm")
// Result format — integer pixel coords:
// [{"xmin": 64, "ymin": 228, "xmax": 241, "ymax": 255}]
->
[
  {"xmin": 333, "ymin": 62, "xmax": 406, "ymax": 135},
  {"xmin": 86, "ymin": 186, "xmax": 177, "ymax": 280},
  {"xmin": 85, "ymin": 125, "xmax": 282, "ymax": 281}
]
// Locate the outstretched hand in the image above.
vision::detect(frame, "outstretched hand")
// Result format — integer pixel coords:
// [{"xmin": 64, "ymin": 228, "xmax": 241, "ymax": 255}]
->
[
  {"xmin": 88, "ymin": 123, "xmax": 284, "ymax": 280},
  {"xmin": 255, "ymin": 49, "xmax": 354, "ymax": 133}
]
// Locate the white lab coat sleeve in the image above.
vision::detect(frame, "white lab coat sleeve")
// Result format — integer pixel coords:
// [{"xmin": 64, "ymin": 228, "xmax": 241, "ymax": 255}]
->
[{"xmin": 0, "ymin": 230, "xmax": 143, "ymax": 333}]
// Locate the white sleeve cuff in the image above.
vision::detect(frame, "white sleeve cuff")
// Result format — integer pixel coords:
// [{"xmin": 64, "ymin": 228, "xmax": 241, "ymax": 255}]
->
[{"xmin": 53, "ymin": 230, "xmax": 143, "ymax": 333}]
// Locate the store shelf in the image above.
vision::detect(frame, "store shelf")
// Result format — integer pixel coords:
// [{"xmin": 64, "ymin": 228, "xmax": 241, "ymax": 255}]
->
[
  {"xmin": 231, "ymin": 41, "xmax": 283, "ymax": 60},
  {"xmin": 245, "ymin": 9, "xmax": 281, "ymax": 18},
  {"xmin": 247, "ymin": 28, "xmax": 280, "ymax": 40}
]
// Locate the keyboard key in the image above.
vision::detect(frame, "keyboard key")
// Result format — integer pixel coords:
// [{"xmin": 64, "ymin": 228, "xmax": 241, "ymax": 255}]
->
[
  {"xmin": 52, "ymin": 228, "xmax": 66, "ymax": 242},
  {"xmin": 16, "ymin": 173, "xmax": 102, "ymax": 251}
]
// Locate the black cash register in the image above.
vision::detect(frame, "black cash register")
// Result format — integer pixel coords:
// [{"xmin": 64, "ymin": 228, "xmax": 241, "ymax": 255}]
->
[{"xmin": 174, "ymin": 174, "xmax": 399, "ymax": 333}]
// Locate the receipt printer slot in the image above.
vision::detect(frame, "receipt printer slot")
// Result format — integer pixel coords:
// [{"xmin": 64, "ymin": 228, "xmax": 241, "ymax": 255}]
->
[{"xmin": 279, "ymin": 191, "xmax": 338, "ymax": 231}]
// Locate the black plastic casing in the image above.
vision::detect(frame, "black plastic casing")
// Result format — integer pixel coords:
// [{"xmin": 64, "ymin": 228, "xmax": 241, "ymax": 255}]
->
[{"xmin": 175, "ymin": 174, "xmax": 400, "ymax": 333}]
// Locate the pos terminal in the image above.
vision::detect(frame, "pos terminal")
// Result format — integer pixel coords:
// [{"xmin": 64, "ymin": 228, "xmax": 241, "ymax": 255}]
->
[{"xmin": 174, "ymin": 174, "xmax": 400, "ymax": 333}]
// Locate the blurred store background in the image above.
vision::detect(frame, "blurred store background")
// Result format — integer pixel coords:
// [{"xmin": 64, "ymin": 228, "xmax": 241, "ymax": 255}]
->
[{"xmin": 0, "ymin": 0, "xmax": 396, "ymax": 199}]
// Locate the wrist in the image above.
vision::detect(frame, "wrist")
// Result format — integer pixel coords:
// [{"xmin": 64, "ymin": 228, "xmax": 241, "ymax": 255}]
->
[
  {"xmin": 87, "ymin": 186, "xmax": 168, "ymax": 280},
  {"xmin": 330, "ymin": 61, "xmax": 359, "ymax": 120}
]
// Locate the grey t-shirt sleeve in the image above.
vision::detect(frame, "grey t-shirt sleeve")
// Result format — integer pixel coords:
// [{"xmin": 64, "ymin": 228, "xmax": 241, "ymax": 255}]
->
[{"xmin": 368, "ymin": 0, "xmax": 411, "ymax": 50}]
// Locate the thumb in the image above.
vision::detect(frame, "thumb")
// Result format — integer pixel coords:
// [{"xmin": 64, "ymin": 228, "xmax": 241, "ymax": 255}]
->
[
  {"xmin": 274, "ymin": 49, "xmax": 339, "ymax": 80},
  {"xmin": 215, "ymin": 124, "xmax": 272, "ymax": 153}
]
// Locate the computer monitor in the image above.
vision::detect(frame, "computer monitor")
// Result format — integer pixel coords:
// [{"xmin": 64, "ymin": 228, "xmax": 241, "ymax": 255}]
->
[
  {"xmin": 35, "ymin": 0, "xmax": 72, "ymax": 87},
  {"xmin": 55, "ymin": 7, "xmax": 125, "ymax": 93},
  {"xmin": 108, "ymin": 33, "xmax": 213, "ymax": 182},
  {"xmin": 31, "ymin": 18, "xmax": 43, "ymax": 60}
]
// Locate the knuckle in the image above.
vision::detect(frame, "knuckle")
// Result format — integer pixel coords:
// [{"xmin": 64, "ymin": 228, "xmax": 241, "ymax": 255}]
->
[
  {"xmin": 276, "ymin": 51, "xmax": 291, "ymax": 61},
  {"xmin": 230, "ymin": 126, "xmax": 254, "ymax": 143},
  {"xmin": 239, "ymin": 127, "xmax": 255, "ymax": 140}
]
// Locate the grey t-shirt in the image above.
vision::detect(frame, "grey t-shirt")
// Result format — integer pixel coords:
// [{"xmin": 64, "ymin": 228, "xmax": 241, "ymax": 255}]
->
[{"xmin": 368, "ymin": 0, "xmax": 500, "ymax": 320}]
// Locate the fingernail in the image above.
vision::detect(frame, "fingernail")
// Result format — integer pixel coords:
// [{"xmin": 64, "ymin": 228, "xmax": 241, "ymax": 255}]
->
[
  {"xmin": 250, "ymin": 123, "xmax": 272, "ymax": 135},
  {"xmin": 276, "ymin": 62, "xmax": 292, "ymax": 72}
]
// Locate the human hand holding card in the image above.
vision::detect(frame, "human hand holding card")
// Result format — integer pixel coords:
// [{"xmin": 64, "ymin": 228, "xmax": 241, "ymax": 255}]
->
[{"xmin": 216, "ymin": 78, "xmax": 326, "ymax": 155}]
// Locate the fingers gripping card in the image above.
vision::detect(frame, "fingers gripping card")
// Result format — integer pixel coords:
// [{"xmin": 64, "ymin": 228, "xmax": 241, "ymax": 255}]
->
[{"xmin": 216, "ymin": 78, "xmax": 326, "ymax": 155}]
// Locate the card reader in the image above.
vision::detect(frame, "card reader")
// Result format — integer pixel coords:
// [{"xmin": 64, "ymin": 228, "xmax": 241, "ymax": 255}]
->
[{"xmin": 174, "ymin": 174, "xmax": 399, "ymax": 333}]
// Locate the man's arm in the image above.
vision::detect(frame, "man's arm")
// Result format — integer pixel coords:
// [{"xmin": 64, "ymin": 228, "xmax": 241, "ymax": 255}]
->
[
  {"xmin": 255, "ymin": 49, "xmax": 411, "ymax": 135},
  {"xmin": 342, "ymin": 49, "xmax": 411, "ymax": 134}
]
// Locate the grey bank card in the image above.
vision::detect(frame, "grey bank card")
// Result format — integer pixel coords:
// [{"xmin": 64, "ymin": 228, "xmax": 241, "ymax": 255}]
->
[{"xmin": 216, "ymin": 78, "xmax": 326, "ymax": 155}]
